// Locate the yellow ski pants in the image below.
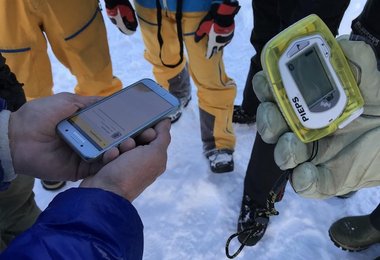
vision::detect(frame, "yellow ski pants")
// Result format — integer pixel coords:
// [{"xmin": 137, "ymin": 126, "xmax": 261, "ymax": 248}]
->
[
  {"xmin": 0, "ymin": 0, "xmax": 121, "ymax": 98},
  {"xmin": 134, "ymin": 3, "xmax": 236, "ymax": 152}
]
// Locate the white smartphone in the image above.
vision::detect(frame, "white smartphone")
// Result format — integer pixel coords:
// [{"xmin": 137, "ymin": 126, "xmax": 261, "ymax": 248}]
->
[{"xmin": 56, "ymin": 78, "xmax": 180, "ymax": 162}]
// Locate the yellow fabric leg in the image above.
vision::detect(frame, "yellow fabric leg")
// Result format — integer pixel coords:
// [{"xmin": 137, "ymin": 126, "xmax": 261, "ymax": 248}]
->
[
  {"xmin": 0, "ymin": 0, "xmax": 120, "ymax": 98},
  {"xmin": 182, "ymin": 13, "xmax": 236, "ymax": 151},
  {"xmin": 42, "ymin": 0, "xmax": 121, "ymax": 96},
  {"xmin": 134, "ymin": 3, "xmax": 187, "ymax": 90},
  {"xmin": 134, "ymin": 3, "xmax": 236, "ymax": 151},
  {"xmin": 0, "ymin": 0, "xmax": 53, "ymax": 98}
]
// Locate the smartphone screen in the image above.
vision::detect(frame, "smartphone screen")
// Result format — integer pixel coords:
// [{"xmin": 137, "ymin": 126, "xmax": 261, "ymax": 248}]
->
[
  {"xmin": 57, "ymin": 79, "xmax": 179, "ymax": 161},
  {"xmin": 69, "ymin": 83, "xmax": 174, "ymax": 149}
]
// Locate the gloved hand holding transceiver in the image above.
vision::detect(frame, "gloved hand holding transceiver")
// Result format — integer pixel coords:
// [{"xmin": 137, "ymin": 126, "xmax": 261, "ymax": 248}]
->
[
  {"xmin": 105, "ymin": 0, "xmax": 138, "ymax": 35},
  {"xmin": 195, "ymin": 0, "xmax": 240, "ymax": 59},
  {"xmin": 255, "ymin": 37, "xmax": 380, "ymax": 199}
]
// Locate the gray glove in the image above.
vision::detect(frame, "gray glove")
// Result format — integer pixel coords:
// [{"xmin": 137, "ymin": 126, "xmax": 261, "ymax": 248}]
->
[{"xmin": 254, "ymin": 36, "xmax": 380, "ymax": 199}]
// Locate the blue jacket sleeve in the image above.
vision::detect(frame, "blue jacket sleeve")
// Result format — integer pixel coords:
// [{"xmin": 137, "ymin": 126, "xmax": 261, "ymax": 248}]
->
[{"xmin": 0, "ymin": 188, "xmax": 144, "ymax": 259}]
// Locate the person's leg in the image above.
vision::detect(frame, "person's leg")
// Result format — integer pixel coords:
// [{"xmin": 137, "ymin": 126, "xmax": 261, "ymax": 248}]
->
[
  {"xmin": 235, "ymin": 0, "xmax": 284, "ymax": 247},
  {"xmin": 237, "ymin": 135, "xmax": 285, "ymax": 246},
  {"xmin": 234, "ymin": 55, "xmax": 261, "ymax": 123},
  {"xmin": 370, "ymin": 203, "xmax": 380, "ymax": 231},
  {"xmin": 233, "ymin": 0, "xmax": 280, "ymax": 124},
  {"xmin": 133, "ymin": 3, "xmax": 191, "ymax": 122},
  {"xmin": 182, "ymin": 12, "xmax": 236, "ymax": 172},
  {"xmin": 0, "ymin": 175, "xmax": 41, "ymax": 251},
  {"xmin": 278, "ymin": 0, "xmax": 350, "ymax": 34},
  {"xmin": 42, "ymin": 1, "xmax": 119, "ymax": 189},
  {"xmin": 236, "ymin": 0, "xmax": 351, "ymax": 248},
  {"xmin": 0, "ymin": 0, "xmax": 54, "ymax": 98},
  {"xmin": 134, "ymin": 4, "xmax": 236, "ymax": 171},
  {"xmin": 42, "ymin": 0, "xmax": 121, "ymax": 97},
  {"xmin": 134, "ymin": 3, "xmax": 189, "ymax": 90},
  {"xmin": 243, "ymin": 136, "xmax": 284, "ymax": 206},
  {"xmin": 0, "ymin": 2, "xmax": 43, "ymax": 251},
  {"xmin": 166, "ymin": 63, "xmax": 192, "ymax": 123}
]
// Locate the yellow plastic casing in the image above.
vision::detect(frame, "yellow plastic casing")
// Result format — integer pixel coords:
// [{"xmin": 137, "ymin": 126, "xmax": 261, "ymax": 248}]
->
[{"xmin": 261, "ymin": 14, "xmax": 364, "ymax": 143}]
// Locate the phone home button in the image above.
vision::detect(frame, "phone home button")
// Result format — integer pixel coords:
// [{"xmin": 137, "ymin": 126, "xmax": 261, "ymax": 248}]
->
[{"xmin": 71, "ymin": 131, "xmax": 86, "ymax": 145}]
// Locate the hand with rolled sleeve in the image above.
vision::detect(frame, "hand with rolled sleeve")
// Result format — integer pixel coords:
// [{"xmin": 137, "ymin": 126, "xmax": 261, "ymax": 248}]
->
[
  {"xmin": 6, "ymin": 92, "xmax": 171, "ymax": 201},
  {"xmin": 0, "ymin": 92, "xmax": 171, "ymax": 259},
  {"xmin": 254, "ymin": 36, "xmax": 380, "ymax": 199}
]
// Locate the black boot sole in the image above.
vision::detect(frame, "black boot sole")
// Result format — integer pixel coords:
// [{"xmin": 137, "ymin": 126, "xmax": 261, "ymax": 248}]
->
[
  {"xmin": 329, "ymin": 231, "xmax": 370, "ymax": 252},
  {"xmin": 211, "ymin": 162, "xmax": 234, "ymax": 173},
  {"xmin": 41, "ymin": 181, "xmax": 66, "ymax": 191}
]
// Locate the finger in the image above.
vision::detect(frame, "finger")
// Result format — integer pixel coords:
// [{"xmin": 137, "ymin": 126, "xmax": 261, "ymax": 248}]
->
[
  {"xmin": 292, "ymin": 127, "xmax": 380, "ymax": 199},
  {"xmin": 291, "ymin": 162, "xmax": 336, "ymax": 199},
  {"xmin": 194, "ymin": 20, "xmax": 209, "ymax": 43},
  {"xmin": 102, "ymin": 147, "xmax": 120, "ymax": 164},
  {"xmin": 103, "ymin": 138, "xmax": 137, "ymax": 163},
  {"xmin": 274, "ymin": 132, "xmax": 310, "ymax": 170},
  {"xmin": 299, "ymin": 117, "xmax": 380, "ymax": 166},
  {"xmin": 50, "ymin": 93, "xmax": 102, "ymax": 120},
  {"xmin": 194, "ymin": 32, "xmax": 206, "ymax": 43},
  {"xmin": 119, "ymin": 138, "xmax": 136, "ymax": 153},
  {"xmin": 69, "ymin": 94, "xmax": 103, "ymax": 110},
  {"xmin": 155, "ymin": 118, "xmax": 171, "ymax": 132},
  {"xmin": 256, "ymin": 102, "xmax": 289, "ymax": 143},
  {"xmin": 134, "ymin": 128, "xmax": 157, "ymax": 145},
  {"xmin": 252, "ymin": 71, "xmax": 275, "ymax": 102},
  {"xmin": 150, "ymin": 119, "xmax": 171, "ymax": 150}
]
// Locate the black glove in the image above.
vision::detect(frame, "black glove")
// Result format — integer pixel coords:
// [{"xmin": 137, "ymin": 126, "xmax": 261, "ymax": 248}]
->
[
  {"xmin": 104, "ymin": 0, "xmax": 138, "ymax": 35},
  {"xmin": 0, "ymin": 55, "xmax": 26, "ymax": 112},
  {"xmin": 195, "ymin": 0, "xmax": 240, "ymax": 59}
]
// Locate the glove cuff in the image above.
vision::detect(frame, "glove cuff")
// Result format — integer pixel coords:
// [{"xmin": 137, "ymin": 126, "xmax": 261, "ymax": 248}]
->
[
  {"xmin": 350, "ymin": 0, "xmax": 380, "ymax": 70},
  {"xmin": 218, "ymin": 2, "xmax": 240, "ymax": 15},
  {"xmin": 351, "ymin": 21, "xmax": 380, "ymax": 62},
  {"xmin": 104, "ymin": 0, "xmax": 125, "ymax": 9},
  {"xmin": 211, "ymin": 2, "xmax": 240, "ymax": 27}
]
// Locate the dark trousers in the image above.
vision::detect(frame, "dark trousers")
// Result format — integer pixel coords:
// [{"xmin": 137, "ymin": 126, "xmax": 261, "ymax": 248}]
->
[
  {"xmin": 370, "ymin": 203, "xmax": 380, "ymax": 231},
  {"xmin": 0, "ymin": 175, "xmax": 41, "ymax": 250},
  {"xmin": 243, "ymin": 0, "xmax": 350, "ymax": 207}
]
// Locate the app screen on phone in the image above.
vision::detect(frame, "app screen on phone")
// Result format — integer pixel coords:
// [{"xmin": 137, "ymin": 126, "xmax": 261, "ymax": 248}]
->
[{"xmin": 69, "ymin": 83, "xmax": 173, "ymax": 149}]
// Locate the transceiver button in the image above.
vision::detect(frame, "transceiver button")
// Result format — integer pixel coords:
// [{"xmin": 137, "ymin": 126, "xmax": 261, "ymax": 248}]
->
[{"xmin": 287, "ymin": 40, "xmax": 310, "ymax": 57}]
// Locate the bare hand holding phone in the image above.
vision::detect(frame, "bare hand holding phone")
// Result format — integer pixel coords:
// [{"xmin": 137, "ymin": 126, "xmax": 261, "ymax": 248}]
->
[
  {"xmin": 9, "ymin": 92, "xmax": 116, "ymax": 181},
  {"xmin": 8, "ymin": 91, "xmax": 171, "ymax": 200},
  {"xmin": 56, "ymin": 79, "xmax": 179, "ymax": 162},
  {"xmin": 80, "ymin": 119, "xmax": 171, "ymax": 201},
  {"xmin": 9, "ymin": 79, "xmax": 175, "ymax": 190}
]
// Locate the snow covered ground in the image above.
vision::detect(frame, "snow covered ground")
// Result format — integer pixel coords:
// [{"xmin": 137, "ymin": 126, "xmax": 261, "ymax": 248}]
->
[{"xmin": 34, "ymin": 1, "xmax": 380, "ymax": 259}]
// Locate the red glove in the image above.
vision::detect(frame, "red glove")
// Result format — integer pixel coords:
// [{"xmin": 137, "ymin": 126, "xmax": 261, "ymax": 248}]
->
[
  {"xmin": 105, "ymin": 0, "xmax": 138, "ymax": 35},
  {"xmin": 195, "ymin": 1, "xmax": 240, "ymax": 59}
]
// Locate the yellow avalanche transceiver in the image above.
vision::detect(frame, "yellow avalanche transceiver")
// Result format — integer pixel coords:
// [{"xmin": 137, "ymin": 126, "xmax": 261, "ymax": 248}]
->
[{"xmin": 261, "ymin": 14, "xmax": 364, "ymax": 143}]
